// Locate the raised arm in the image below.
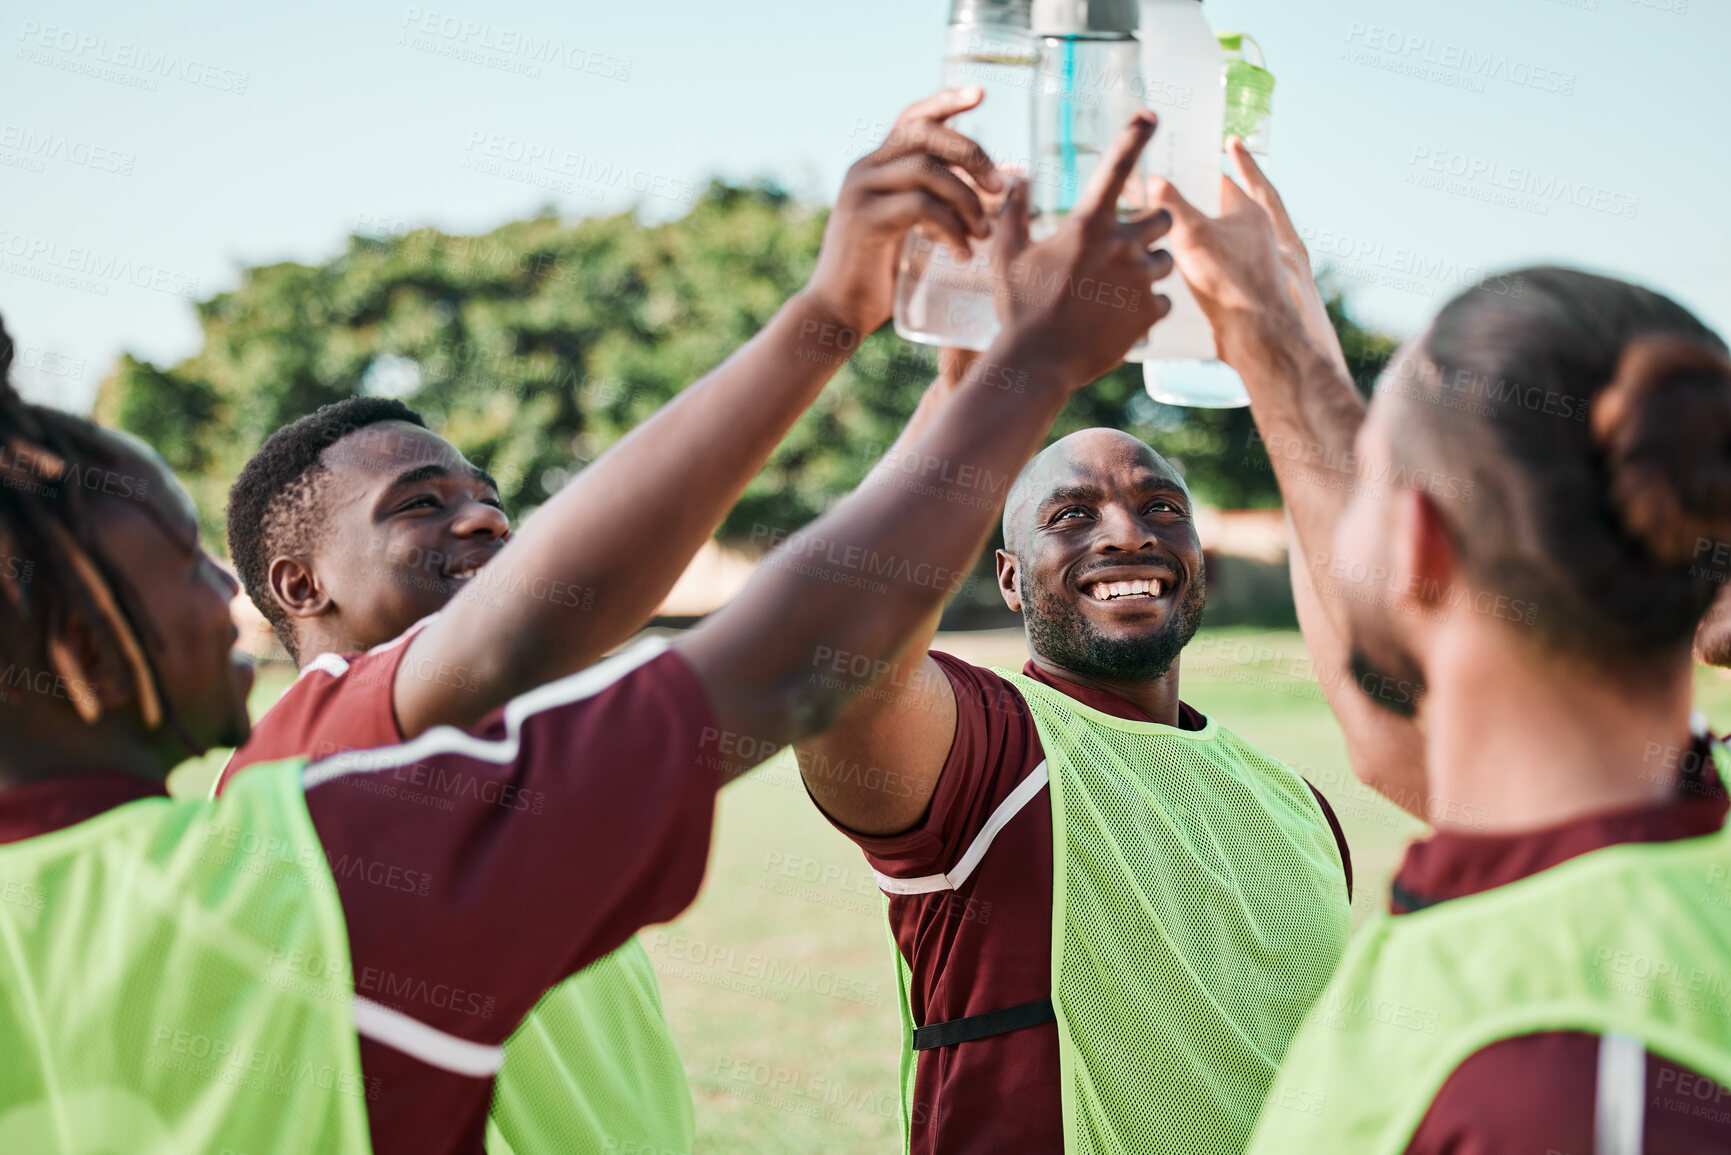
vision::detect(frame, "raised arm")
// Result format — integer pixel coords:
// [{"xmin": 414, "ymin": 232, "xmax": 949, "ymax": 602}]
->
[
  {"xmin": 679, "ymin": 112, "xmax": 1174, "ymax": 779},
  {"xmin": 395, "ymin": 89, "xmax": 1006, "ymax": 737},
  {"xmin": 1148, "ymin": 141, "xmax": 1427, "ymax": 815}
]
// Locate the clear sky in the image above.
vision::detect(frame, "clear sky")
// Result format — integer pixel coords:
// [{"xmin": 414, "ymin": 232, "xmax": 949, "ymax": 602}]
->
[{"xmin": 3, "ymin": 0, "xmax": 1724, "ymax": 409}]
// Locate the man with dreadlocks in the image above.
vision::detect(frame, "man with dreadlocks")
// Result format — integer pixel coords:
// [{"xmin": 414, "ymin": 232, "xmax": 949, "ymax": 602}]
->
[
  {"xmin": 0, "ymin": 107, "xmax": 1176, "ymax": 1155},
  {"xmin": 209, "ymin": 88, "xmax": 1022, "ymax": 1155}
]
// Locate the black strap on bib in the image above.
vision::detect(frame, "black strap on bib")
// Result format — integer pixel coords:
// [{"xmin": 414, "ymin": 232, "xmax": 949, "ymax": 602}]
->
[{"xmin": 912, "ymin": 998, "xmax": 1056, "ymax": 1051}]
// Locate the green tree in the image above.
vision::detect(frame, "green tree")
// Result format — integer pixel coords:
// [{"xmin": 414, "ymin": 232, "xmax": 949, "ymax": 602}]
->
[{"xmin": 98, "ymin": 182, "xmax": 1397, "ymax": 556}]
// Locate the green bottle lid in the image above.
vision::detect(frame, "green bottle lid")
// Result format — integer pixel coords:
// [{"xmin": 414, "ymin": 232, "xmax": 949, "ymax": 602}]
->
[{"xmin": 1217, "ymin": 31, "xmax": 1274, "ymax": 149}]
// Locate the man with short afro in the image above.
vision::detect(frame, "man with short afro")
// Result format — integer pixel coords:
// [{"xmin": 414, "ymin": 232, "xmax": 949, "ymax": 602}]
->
[{"xmin": 226, "ymin": 396, "xmax": 438, "ymax": 663}]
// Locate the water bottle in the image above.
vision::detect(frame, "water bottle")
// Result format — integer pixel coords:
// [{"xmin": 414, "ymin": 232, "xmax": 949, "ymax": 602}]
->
[
  {"xmin": 1218, "ymin": 31, "xmax": 1274, "ymax": 153},
  {"xmin": 1029, "ymin": 0, "xmax": 1150, "ymax": 358},
  {"xmin": 1138, "ymin": 0, "xmax": 1248, "ymax": 408},
  {"xmin": 892, "ymin": 0, "xmax": 1038, "ymax": 352}
]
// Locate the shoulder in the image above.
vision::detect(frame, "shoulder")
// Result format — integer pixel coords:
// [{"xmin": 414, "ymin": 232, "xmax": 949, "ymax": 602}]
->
[
  {"xmin": 847, "ymin": 651, "xmax": 1044, "ymax": 873},
  {"xmin": 929, "ymin": 650, "xmax": 1026, "ymax": 719},
  {"xmin": 226, "ymin": 628, "xmax": 424, "ymax": 785},
  {"xmin": 1404, "ymin": 1031, "xmax": 1731, "ymax": 1154},
  {"xmin": 1404, "ymin": 1031, "xmax": 1597, "ymax": 1154}
]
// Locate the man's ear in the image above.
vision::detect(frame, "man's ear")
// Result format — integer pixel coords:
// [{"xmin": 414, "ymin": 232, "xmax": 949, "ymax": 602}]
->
[
  {"xmin": 996, "ymin": 549, "xmax": 1022, "ymax": 613},
  {"xmin": 268, "ymin": 555, "xmax": 332, "ymax": 621},
  {"xmin": 44, "ymin": 606, "xmax": 134, "ymax": 724},
  {"xmin": 1393, "ymin": 489, "xmax": 1458, "ymax": 613}
]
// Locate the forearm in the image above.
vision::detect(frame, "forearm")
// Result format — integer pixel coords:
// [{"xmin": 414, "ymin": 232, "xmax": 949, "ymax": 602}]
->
[
  {"xmin": 1239, "ymin": 323, "xmax": 1427, "ymax": 818},
  {"xmin": 1229, "ymin": 315, "xmax": 1367, "ymax": 568},
  {"xmin": 678, "ymin": 331, "xmax": 1074, "ymax": 771},
  {"xmin": 398, "ymin": 290, "xmax": 858, "ymax": 734}
]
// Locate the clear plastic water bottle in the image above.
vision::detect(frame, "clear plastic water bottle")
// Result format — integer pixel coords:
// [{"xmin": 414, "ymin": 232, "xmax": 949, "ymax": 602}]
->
[
  {"xmin": 892, "ymin": 0, "xmax": 1038, "ymax": 352},
  {"xmin": 1218, "ymin": 30, "xmax": 1274, "ymax": 154},
  {"xmin": 1138, "ymin": 0, "xmax": 1248, "ymax": 407},
  {"xmin": 1029, "ymin": 0, "xmax": 1150, "ymax": 358}
]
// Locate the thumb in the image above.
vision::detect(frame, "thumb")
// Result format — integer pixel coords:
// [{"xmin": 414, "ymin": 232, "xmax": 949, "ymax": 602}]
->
[{"xmin": 1145, "ymin": 175, "xmax": 1209, "ymax": 237}]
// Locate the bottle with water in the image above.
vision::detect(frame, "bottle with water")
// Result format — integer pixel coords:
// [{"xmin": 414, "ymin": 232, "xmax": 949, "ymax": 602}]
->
[
  {"xmin": 892, "ymin": 0, "xmax": 1038, "ymax": 352},
  {"xmin": 1030, "ymin": 0, "xmax": 1150, "ymax": 358},
  {"xmin": 1138, "ymin": 0, "xmax": 1248, "ymax": 407},
  {"xmin": 1218, "ymin": 30, "xmax": 1274, "ymax": 154}
]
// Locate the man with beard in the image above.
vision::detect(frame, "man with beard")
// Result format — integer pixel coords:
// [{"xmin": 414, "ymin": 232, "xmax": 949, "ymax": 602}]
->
[
  {"xmin": 211, "ymin": 88, "xmax": 1033, "ymax": 1155},
  {"xmin": 0, "ymin": 106, "xmax": 1178, "ymax": 1155},
  {"xmin": 1152, "ymin": 140, "xmax": 1731, "ymax": 1153},
  {"xmin": 794, "ymin": 426, "xmax": 1354, "ymax": 1153}
]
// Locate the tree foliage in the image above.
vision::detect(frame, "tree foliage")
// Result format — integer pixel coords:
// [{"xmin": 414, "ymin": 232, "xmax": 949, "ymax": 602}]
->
[{"xmin": 98, "ymin": 181, "xmax": 1398, "ymax": 553}]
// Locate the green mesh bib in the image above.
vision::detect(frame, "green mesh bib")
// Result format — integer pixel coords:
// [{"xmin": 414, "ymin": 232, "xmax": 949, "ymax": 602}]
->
[
  {"xmin": 1245, "ymin": 810, "xmax": 1731, "ymax": 1154},
  {"xmin": 0, "ymin": 761, "xmax": 373, "ymax": 1154},
  {"xmin": 485, "ymin": 935, "xmax": 694, "ymax": 1155},
  {"xmin": 1002, "ymin": 673, "xmax": 1352, "ymax": 1155},
  {"xmin": 886, "ymin": 674, "xmax": 1350, "ymax": 1154}
]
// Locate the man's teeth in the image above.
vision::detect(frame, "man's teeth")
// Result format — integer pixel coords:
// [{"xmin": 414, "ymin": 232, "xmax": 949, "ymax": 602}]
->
[{"xmin": 1090, "ymin": 579, "xmax": 1163, "ymax": 600}]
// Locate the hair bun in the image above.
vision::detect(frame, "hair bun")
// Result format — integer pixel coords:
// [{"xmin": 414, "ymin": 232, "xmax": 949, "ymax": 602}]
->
[{"xmin": 1591, "ymin": 334, "xmax": 1731, "ymax": 565}]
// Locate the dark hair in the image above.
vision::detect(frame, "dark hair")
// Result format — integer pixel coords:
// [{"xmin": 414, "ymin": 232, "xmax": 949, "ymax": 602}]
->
[
  {"xmin": 226, "ymin": 396, "xmax": 426, "ymax": 661},
  {"xmin": 1399, "ymin": 266, "xmax": 1731, "ymax": 665},
  {"xmin": 0, "ymin": 316, "xmax": 171, "ymax": 732}
]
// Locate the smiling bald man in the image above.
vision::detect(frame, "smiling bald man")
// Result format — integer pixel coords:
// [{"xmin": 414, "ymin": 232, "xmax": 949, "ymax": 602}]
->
[{"xmin": 795, "ymin": 427, "xmax": 1354, "ymax": 1155}]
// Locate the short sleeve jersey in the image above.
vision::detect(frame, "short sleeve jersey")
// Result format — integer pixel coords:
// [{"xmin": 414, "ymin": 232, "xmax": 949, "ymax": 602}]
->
[{"xmin": 832, "ymin": 651, "xmax": 1352, "ymax": 1154}]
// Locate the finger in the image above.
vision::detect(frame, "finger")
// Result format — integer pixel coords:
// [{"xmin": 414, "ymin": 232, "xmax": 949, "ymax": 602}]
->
[
  {"xmin": 1072, "ymin": 111, "xmax": 1158, "ymax": 223},
  {"xmin": 893, "ymin": 122, "xmax": 1003, "ymax": 193},
  {"xmin": 877, "ymin": 190, "xmax": 977, "ymax": 261},
  {"xmin": 938, "ymin": 346, "xmax": 982, "ymax": 385},
  {"xmin": 992, "ymin": 175, "xmax": 1031, "ymax": 267},
  {"xmin": 1219, "ymin": 170, "xmax": 1258, "ymax": 216},
  {"xmin": 1122, "ymin": 207, "xmax": 1174, "ymax": 247},
  {"xmin": 896, "ymin": 85, "xmax": 986, "ymax": 127},
  {"xmin": 1143, "ymin": 174, "xmax": 1209, "ymax": 237},
  {"xmin": 865, "ymin": 154, "xmax": 991, "ymax": 237},
  {"xmin": 1142, "ymin": 248, "xmax": 1176, "ymax": 283},
  {"xmin": 1228, "ymin": 137, "xmax": 1303, "ymax": 247}
]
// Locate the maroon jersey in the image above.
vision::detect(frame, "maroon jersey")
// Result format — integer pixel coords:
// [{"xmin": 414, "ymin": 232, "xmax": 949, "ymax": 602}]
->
[
  {"xmin": 832, "ymin": 651, "xmax": 1352, "ymax": 1154},
  {"xmin": 1396, "ymin": 743, "xmax": 1731, "ymax": 1154},
  {"xmin": 214, "ymin": 621, "xmax": 426, "ymax": 793},
  {"xmin": 1, "ymin": 639, "xmax": 720, "ymax": 1155}
]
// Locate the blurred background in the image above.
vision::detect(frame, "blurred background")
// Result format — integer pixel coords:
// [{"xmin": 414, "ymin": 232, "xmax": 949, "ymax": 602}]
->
[{"xmin": 8, "ymin": 1, "xmax": 1727, "ymax": 1149}]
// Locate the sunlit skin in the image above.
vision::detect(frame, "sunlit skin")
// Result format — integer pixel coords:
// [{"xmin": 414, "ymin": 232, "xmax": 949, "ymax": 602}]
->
[
  {"xmin": 267, "ymin": 421, "xmax": 511, "ymax": 662},
  {"xmin": 1332, "ymin": 382, "xmax": 1691, "ymax": 832},
  {"xmin": 997, "ymin": 428, "xmax": 1205, "ymax": 724},
  {"xmin": 0, "ymin": 433, "xmax": 253, "ymax": 787}
]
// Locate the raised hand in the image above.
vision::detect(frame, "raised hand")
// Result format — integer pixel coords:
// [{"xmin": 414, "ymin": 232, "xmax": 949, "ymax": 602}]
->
[
  {"xmin": 1146, "ymin": 138, "xmax": 1345, "ymax": 378},
  {"xmin": 804, "ymin": 88, "xmax": 1006, "ymax": 336},
  {"xmin": 991, "ymin": 110, "xmax": 1175, "ymax": 391}
]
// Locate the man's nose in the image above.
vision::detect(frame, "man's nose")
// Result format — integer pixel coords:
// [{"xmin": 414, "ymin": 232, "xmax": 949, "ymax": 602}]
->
[
  {"xmin": 1095, "ymin": 504, "xmax": 1155, "ymax": 552},
  {"xmin": 452, "ymin": 500, "xmax": 510, "ymax": 540}
]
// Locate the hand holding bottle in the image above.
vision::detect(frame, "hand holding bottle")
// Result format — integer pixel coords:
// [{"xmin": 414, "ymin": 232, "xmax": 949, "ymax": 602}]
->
[
  {"xmin": 803, "ymin": 88, "xmax": 1005, "ymax": 338},
  {"xmin": 1145, "ymin": 139, "xmax": 1345, "ymax": 382},
  {"xmin": 989, "ymin": 110, "xmax": 1175, "ymax": 391}
]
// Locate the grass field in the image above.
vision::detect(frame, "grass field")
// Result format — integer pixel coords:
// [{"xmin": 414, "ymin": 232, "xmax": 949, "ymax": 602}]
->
[{"xmin": 168, "ymin": 627, "xmax": 1731, "ymax": 1153}]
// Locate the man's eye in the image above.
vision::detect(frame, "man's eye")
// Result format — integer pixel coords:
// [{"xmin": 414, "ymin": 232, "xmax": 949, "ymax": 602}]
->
[
  {"xmin": 1054, "ymin": 507, "xmax": 1090, "ymax": 522},
  {"xmin": 400, "ymin": 495, "xmax": 439, "ymax": 512}
]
